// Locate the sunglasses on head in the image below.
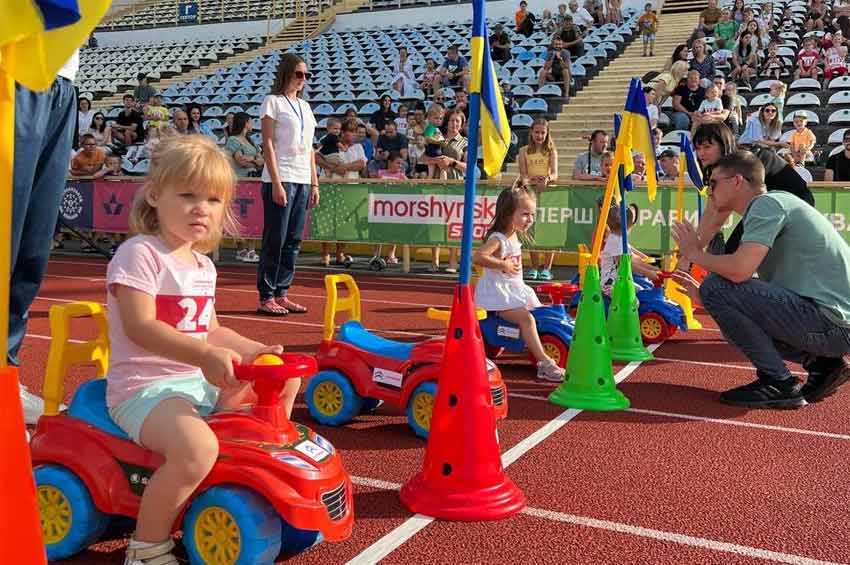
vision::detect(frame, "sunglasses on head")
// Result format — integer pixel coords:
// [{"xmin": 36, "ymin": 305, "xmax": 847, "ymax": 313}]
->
[{"xmin": 295, "ymin": 70, "xmax": 312, "ymax": 80}]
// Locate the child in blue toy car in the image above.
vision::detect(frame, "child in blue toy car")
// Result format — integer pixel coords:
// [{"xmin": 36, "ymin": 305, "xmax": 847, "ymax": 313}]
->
[
  {"xmin": 105, "ymin": 136, "xmax": 290, "ymax": 565},
  {"xmin": 473, "ymin": 181, "xmax": 566, "ymax": 382},
  {"xmin": 598, "ymin": 197, "xmax": 660, "ymax": 292}
]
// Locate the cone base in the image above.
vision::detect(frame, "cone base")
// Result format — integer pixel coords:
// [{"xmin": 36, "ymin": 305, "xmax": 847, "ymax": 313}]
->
[
  {"xmin": 400, "ymin": 472, "xmax": 527, "ymax": 521},
  {"xmin": 610, "ymin": 345, "xmax": 654, "ymax": 362},
  {"xmin": 548, "ymin": 385, "xmax": 631, "ymax": 411}
]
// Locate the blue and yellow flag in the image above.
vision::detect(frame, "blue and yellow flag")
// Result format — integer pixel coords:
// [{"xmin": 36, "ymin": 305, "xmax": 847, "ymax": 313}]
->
[
  {"xmin": 470, "ymin": 0, "xmax": 511, "ymax": 177},
  {"xmin": 621, "ymin": 78, "xmax": 658, "ymax": 201},
  {"xmin": 1, "ymin": 0, "xmax": 110, "ymax": 91},
  {"xmin": 679, "ymin": 132, "xmax": 706, "ymax": 195}
]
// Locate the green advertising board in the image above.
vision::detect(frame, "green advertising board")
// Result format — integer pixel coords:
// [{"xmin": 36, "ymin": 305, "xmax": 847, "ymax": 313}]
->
[{"xmin": 310, "ymin": 183, "xmax": 850, "ymax": 255}]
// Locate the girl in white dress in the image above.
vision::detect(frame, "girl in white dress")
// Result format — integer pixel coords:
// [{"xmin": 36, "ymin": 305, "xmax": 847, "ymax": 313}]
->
[{"xmin": 473, "ymin": 181, "xmax": 565, "ymax": 382}]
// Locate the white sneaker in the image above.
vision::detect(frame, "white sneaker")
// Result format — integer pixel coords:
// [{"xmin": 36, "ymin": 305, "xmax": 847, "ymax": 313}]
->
[
  {"xmin": 244, "ymin": 249, "xmax": 259, "ymax": 263},
  {"xmin": 235, "ymin": 248, "xmax": 248, "ymax": 262},
  {"xmin": 20, "ymin": 384, "xmax": 45, "ymax": 425},
  {"xmin": 536, "ymin": 360, "xmax": 565, "ymax": 383}
]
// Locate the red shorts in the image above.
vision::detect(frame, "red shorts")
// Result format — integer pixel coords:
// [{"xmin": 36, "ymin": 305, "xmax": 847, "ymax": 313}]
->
[{"xmin": 826, "ymin": 67, "xmax": 848, "ymax": 79}]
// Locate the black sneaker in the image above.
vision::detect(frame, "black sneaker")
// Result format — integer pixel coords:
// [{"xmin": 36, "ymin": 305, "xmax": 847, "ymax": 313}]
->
[
  {"xmin": 801, "ymin": 357, "xmax": 850, "ymax": 403},
  {"xmin": 719, "ymin": 377, "xmax": 806, "ymax": 409}
]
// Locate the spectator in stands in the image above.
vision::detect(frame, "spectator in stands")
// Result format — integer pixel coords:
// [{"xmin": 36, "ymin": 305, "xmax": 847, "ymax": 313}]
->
[
  {"xmin": 806, "ymin": 0, "xmax": 828, "ymax": 32},
  {"xmin": 762, "ymin": 41, "xmax": 783, "ymax": 80},
  {"xmin": 730, "ymin": 0, "xmax": 745, "ymax": 23},
  {"xmin": 730, "ymin": 31, "xmax": 758, "ymax": 87},
  {"xmin": 657, "ymin": 149, "xmax": 681, "ymax": 181},
  {"xmin": 644, "ymin": 86, "xmax": 659, "ymax": 128},
  {"xmin": 539, "ymin": 38, "xmax": 572, "ymax": 99},
  {"xmin": 698, "ymin": 0, "xmax": 722, "ymax": 35},
  {"xmin": 70, "ymin": 134, "xmax": 106, "ymax": 177},
  {"xmin": 421, "ymin": 58, "xmax": 440, "ymax": 97},
  {"xmin": 787, "ymin": 112, "xmax": 816, "ymax": 165},
  {"xmin": 606, "ymin": 0, "xmax": 621, "ymax": 24},
  {"xmin": 371, "ymin": 94, "xmax": 396, "ymax": 133},
  {"xmin": 796, "ymin": 37, "xmax": 821, "ymax": 80},
  {"xmin": 715, "ymin": 9, "xmax": 739, "ymax": 50},
  {"xmin": 77, "ymin": 97, "xmax": 95, "ymax": 139},
  {"xmin": 723, "ymin": 81, "xmax": 742, "ymax": 134},
  {"xmin": 767, "ymin": 81, "xmax": 786, "ymax": 121},
  {"xmin": 392, "ymin": 46, "xmax": 417, "ymax": 97},
  {"xmin": 697, "ymin": 84, "xmax": 725, "ymax": 125},
  {"xmin": 823, "ymin": 34, "xmax": 848, "ymax": 85},
  {"xmin": 490, "ymin": 23, "xmax": 512, "ymax": 63},
  {"xmin": 637, "ymin": 3, "xmax": 658, "ymax": 58},
  {"xmin": 502, "ymin": 81, "xmax": 516, "ymax": 122},
  {"xmin": 257, "ymin": 53, "xmax": 319, "ymax": 316},
  {"xmin": 672, "ymin": 70, "xmax": 705, "ymax": 131},
  {"xmin": 572, "ymin": 129, "xmax": 608, "ymax": 180},
  {"xmin": 515, "ymin": 0, "xmax": 535, "ymax": 37},
  {"xmin": 742, "ymin": 19, "xmax": 768, "ymax": 50},
  {"xmin": 825, "ymin": 130, "xmax": 850, "ymax": 181},
  {"xmin": 226, "ymin": 112, "xmax": 263, "ymax": 177},
  {"xmin": 378, "ymin": 152, "xmax": 407, "ymax": 181},
  {"xmin": 835, "ymin": 1, "xmax": 850, "ymax": 37},
  {"xmin": 96, "ymin": 154, "xmax": 124, "ymax": 179},
  {"xmin": 653, "ymin": 60, "xmax": 689, "ymax": 106},
  {"xmin": 692, "ymin": 122, "xmax": 812, "ymax": 255},
  {"xmin": 584, "ymin": 0, "xmax": 603, "ymax": 25},
  {"xmin": 440, "ymin": 45, "xmax": 470, "ymax": 91},
  {"xmin": 739, "ymin": 103, "xmax": 782, "ymax": 148},
  {"xmin": 541, "ymin": 9, "xmax": 557, "ymax": 34},
  {"xmin": 143, "ymin": 93, "xmax": 169, "ymax": 132},
  {"xmin": 518, "ymin": 118, "xmax": 558, "ymax": 281},
  {"xmin": 664, "ymin": 44, "xmax": 689, "ymax": 71},
  {"xmin": 89, "ymin": 112, "xmax": 112, "ymax": 149},
  {"xmin": 409, "ymin": 133, "xmax": 428, "ymax": 178},
  {"xmin": 133, "ymin": 72, "xmax": 157, "ymax": 105},
  {"xmin": 173, "ymin": 110, "xmax": 190, "ymax": 135},
  {"xmin": 568, "ymin": 0, "xmax": 594, "ymax": 30},
  {"xmin": 430, "ymin": 109, "xmax": 468, "ymax": 273},
  {"xmin": 394, "ymin": 104, "xmax": 409, "ymax": 136},
  {"xmin": 187, "ymin": 103, "xmax": 214, "ymax": 138},
  {"xmin": 375, "ymin": 121, "xmax": 409, "ymax": 170},
  {"xmin": 224, "ymin": 112, "xmax": 235, "ymax": 139},
  {"xmin": 690, "ymin": 38, "xmax": 715, "ymax": 81},
  {"xmin": 112, "ymin": 93, "xmax": 145, "ymax": 146},
  {"xmin": 558, "ymin": 15, "xmax": 585, "ymax": 59}
]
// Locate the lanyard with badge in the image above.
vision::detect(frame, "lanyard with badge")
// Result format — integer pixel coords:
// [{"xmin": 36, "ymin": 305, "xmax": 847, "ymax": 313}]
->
[{"xmin": 284, "ymin": 95, "xmax": 306, "ymax": 154}]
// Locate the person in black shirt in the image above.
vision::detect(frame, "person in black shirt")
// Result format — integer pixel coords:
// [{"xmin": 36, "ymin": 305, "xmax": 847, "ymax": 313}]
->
[
  {"xmin": 558, "ymin": 16, "xmax": 585, "ymax": 58},
  {"xmin": 825, "ymin": 130, "xmax": 850, "ymax": 182},
  {"xmin": 370, "ymin": 94, "xmax": 396, "ymax": 133},
  {"xmin": 490, "ymin": 23, "xmax": 512, "ymax": 63},
  {"xmin": 692, "ymin": 122, "xmax": 813, "ymax": 254},
  {"xmin": 112, "ymin": 93, "xmax": 145, "ymax": 145},
  {"xmin": 672, "ymin": 70, "xmax": 706, "ymax": 130}
]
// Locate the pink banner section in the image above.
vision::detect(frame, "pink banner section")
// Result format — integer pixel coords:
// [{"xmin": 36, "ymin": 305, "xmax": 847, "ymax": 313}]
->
[{"xmin": 91, "ymin": 179, "xmax": 269, "ymax": 238}]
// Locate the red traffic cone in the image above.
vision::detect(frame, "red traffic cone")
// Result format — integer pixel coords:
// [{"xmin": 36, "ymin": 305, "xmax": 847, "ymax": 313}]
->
[
  {"xmin": 0, "ymin": 366, "xmax": 47, "ymax": 564},
  {"xmin": 400, "ymin": 284, "xmax": 526, "ymax": 520}
]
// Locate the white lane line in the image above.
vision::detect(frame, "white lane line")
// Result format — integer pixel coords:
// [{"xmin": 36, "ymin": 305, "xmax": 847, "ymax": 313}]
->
[
  {"xmin": 31, "ymin": 296, "xmax": 440, "ymax": 340},
  {"xmin": 350, "ymin": 476, "xmax": 841, "ymax": 565},
  {"xmin": 506, "ymin": 394, "xmax": 850, "ymax": 441},
  {"xmin": 522, "ymin": 507, "xmax": 843, "ymax": 565},
  {"xmin": 652, "ymin": 356, "xmax": 806, "ymax": 376},
  {"xmin": 346, "ymin": 343, "xmax": 661, "ymax": 565}
]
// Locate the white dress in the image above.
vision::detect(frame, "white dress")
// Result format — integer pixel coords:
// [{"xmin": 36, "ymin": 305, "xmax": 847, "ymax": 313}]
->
[{"xmin": 475, "ymin": 232, "xmax": 542, "ymax": 311}]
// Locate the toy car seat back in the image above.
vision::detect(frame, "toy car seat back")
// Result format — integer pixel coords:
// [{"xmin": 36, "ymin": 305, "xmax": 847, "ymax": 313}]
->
[
  {"xmin": 323, "ymin": 274, "xmax": 362, "ymax": 341},
  {"xmin": 67, "ymin": 379, "xmax": 130, "ymax": 440},
  {"xmin": 338, "ymin": 320, "xmax": 414, "ymax": 361},
  {"xmin": 44, "ymin": 302, "xmax": 110, "ymax": 417}
]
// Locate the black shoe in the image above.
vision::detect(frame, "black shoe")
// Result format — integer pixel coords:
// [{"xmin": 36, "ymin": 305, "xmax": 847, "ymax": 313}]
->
[
  {"xmin": 801, "ymin": 357, "xmax": 850, "ymax": 403},
  {"xmin": 719, "ymin": 377, "xmax": 805, "ymax": 409}
]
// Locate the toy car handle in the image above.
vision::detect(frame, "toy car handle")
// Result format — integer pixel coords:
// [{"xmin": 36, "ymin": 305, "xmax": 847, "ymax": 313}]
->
[
  {"xmin": 537, "ymin": 283, "xmax": 579, "ymax": 305},
  {"xmin": 653, "ymin": 271, "xmax": 674, "ymax": 288},
  {"xmin": 426, "ymin": 307, "xmax": 487, "ymax": 323},
  {"xmin": 232, "ymin": 353, "xmax": 318, "ymax": 384}
]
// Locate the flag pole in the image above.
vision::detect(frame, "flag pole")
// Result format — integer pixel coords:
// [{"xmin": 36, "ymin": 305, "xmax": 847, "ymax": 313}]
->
[
  {"xmin": 459, "ymin": 97, "xmax": 481, "ymax": 286},
  {"xmin": 0, "ymin": 60, "xmax": 12, "ymax": 367}
]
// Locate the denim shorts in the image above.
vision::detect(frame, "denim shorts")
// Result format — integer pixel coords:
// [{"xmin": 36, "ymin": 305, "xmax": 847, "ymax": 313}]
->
[
  {"xmin": 642, "ymin": 32, "xmax": 656, "ymax": 42},
  {"xmin": 109, "ymin": 373, "xmax": 219, "ymax": 444}
]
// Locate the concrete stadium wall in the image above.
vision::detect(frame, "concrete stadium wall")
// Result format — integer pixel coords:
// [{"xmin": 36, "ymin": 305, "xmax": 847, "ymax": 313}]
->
[{"xmin": 94, "ymin": 19, "xmax": 284, "ymax": 45}]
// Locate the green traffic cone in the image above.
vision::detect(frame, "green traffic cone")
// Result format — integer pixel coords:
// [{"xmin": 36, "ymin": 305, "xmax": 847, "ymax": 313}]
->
[
  {"xmin": 548, "ymin": 264, "xmax": 630, "ymax": 411},
  {"xmin": 607, "ymin": 256, "xmax": 654, "ymax": 362}
]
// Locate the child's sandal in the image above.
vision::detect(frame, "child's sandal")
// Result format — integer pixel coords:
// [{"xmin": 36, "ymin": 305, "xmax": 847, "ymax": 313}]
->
[{"xmin": 125, "ymin": 539, "xmax": 179, "ymax": 565}]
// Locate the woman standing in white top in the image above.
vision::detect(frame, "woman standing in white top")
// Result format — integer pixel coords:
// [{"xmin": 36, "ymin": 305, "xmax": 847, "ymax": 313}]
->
[
  {"xmin": 77, "ymin": 97, "xmax": 95, "ymax": 141},
  {"xmin": 257, "ymin": 53, "xmax": 320, "ymax": 316},
  {"xmin": 392, "ymin": 47, "xmax": 417, "ymax": 97}
]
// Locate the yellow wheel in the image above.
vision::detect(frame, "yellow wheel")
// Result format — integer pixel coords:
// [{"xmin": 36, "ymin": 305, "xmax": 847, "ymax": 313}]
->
[
  {"xmin": 38, "ymin": 485, "xmax": 72, "ymax": 544},
  {"xmin": 193, "ymin": 506, "xmax": 241, "ymax": 564},
  {"xmin": 407, "ymin": 381, "xmax": 437, "ymax": 439},
  {"xmin": 639, "ymin": 313, "xmax": 668, "ymax": 345},
  {"xmin": 313, "ymin": 381, "xmax": 343, "ymax": 417}
]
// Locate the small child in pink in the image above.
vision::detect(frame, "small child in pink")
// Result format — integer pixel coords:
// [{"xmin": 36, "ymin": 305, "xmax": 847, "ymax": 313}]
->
[{"xmin": 106, "ymin": 135, "xmax": 289, "ymax": 565}]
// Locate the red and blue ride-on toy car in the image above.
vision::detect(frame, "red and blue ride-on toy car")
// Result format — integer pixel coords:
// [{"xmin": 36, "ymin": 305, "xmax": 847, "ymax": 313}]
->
[
  {"xmin": 307, "ymin": 274, "xmax": 508, "ymax": 439},
  {"xmin": 476, "ymin": 282, "xmax": 578, "ymax": 369},
  {"xmin": 31, "ymin": 302, "xmax": 353, "ymax": 564}
]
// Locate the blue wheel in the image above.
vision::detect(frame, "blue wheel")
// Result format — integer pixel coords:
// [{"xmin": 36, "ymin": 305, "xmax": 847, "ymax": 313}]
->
[
  {"xmin": 183, "ymin": 486, "xmax": 282, "ymax": 565},
  {"xmin": 406, "ymin": 381, "xmax": 437, "ymax": 439},
  {"xmin": 34, "ymin": 464, "xmax": 109, "ymax": 561},
  {"xmin": 280, "ymin": 520, "xmax": 322, "ymax": 556},
  {"xmin": 305, "ymin": 370, "xmax": 363, "ymax": 426},
  {"xmin": 360, "ymin": 397, "xmax": 384, "ymax": 414}
]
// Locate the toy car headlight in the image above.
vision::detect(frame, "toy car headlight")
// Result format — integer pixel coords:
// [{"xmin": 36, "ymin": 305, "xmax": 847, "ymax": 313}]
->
[
  {"xmin": 312, "ymin": 433, "xmax": 335, "ymax": 455},
  {"xmin": 486, "ymin": 358, "xmax": 497, "ymax": 373},
  {"xmin": 274, "ymin": 453, "xmax": 319, "ymax": 471}
]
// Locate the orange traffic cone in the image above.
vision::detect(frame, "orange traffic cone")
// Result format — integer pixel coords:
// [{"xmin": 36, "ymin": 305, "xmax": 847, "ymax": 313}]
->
[
  {"xmin": 400, "ymin": 284, "xmax": 526, "ymax": 520},
  {"xmin": 0, "ymin": 366, "xmax": 46, "ymax": 564}
]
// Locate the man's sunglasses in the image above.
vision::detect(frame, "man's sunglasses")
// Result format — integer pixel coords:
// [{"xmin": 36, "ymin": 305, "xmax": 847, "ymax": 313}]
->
[{"xmin": 295, "ymin": 71, "xmax": 312, "ymax": 80}]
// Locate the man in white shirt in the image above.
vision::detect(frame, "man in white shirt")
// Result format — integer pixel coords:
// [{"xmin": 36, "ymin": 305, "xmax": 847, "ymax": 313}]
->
[
  {"xmin": 568, "ymin": 0, "xmax": 595, "ymax": 29},
  {"xmin": 12, "ymin": 50, "xmax": 80, "ymax": 423}
]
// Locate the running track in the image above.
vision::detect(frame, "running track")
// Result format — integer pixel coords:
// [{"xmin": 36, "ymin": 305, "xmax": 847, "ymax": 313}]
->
[{"xmin": 20, "ymin": 257, "xmax": 850, "ymax": 565}]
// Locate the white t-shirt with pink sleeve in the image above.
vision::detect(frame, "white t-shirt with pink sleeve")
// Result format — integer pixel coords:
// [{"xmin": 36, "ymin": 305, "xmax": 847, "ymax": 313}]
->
[{"xmin": 105, "ymin": 234, "xmax": 217, "ymax": 407}]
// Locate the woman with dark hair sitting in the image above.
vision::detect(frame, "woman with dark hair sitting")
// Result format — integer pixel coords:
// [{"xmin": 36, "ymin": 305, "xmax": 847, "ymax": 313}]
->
[
  {"xmin": 691, "ymin": 122, "xmax": 814, "ymax": 254},
  {"xmin": 225, "ymin": 112, "xmax": 264, "ymax": 177},
  {"xmin": 186, "ymin": 103, "xmax": 214, "ymax": 138}
]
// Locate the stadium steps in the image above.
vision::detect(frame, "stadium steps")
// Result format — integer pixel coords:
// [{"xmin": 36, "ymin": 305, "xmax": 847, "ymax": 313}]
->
[
  {"xmin": 660, "ymin": 0, "xmax": 706, "ymax": 15},
  {"xmin": 505, "ymin": 11, "xmax": 698, "ymax": 179}
]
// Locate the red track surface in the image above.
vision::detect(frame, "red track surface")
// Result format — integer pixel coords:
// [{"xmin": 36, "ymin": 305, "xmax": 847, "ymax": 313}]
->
[{"xmin": 21, "ymin": 256, "xmax": 850, "ymax": 564}]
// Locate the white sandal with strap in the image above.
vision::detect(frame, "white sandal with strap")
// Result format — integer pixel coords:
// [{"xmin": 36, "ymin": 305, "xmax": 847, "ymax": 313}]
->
[{"xmin": 125, "ymin": 539, "xmax": 179, "ymax": 565}]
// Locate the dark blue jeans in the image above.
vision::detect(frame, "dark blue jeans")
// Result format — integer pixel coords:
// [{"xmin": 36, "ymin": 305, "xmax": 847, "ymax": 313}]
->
[
  {"xmin": 9, "ymin": 78, "xmax": 77, "ymax": 366},
  {"xmin": 700, "ymin": 274, "xmax": 850, "ymax": 381},
  {"xmin": 257, "ymin": 182, "xmax": 309, "ymax": 301}
]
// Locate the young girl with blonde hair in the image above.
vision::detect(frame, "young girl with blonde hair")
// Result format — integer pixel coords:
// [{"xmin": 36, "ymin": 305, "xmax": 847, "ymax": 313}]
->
[{"xmin": 518, "ymin": 118, "xmax": 558, "ymax": 281}]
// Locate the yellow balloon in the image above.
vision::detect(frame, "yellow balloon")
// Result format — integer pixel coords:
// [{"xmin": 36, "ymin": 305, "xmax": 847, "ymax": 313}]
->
[{"xmin": 254, "ymin": 354, "xmax": 284, "ymax": 366}]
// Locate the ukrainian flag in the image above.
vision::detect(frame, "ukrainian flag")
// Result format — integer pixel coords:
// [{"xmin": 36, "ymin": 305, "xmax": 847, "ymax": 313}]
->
[
  {"xmin": 470, "ymin": 0, "xmax": 511, "ymax": 177},
  {"xmin": 679, "ymin": 132, "xmax": 705, "ymax": 194},
  {"xmin": 621, "ymin": 78, "xmax": 658, "ymax": 201}
]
